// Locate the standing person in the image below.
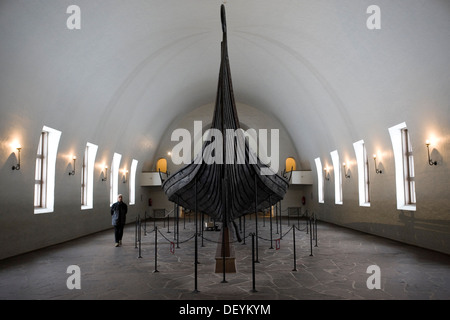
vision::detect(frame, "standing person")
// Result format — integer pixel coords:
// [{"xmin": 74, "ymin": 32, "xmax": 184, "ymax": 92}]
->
[{"xmin": 111, "ymin": 194, "xmax": 127, "ymax": 247}]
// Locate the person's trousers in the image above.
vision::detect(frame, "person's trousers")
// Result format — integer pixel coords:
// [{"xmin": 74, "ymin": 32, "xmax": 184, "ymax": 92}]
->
[{"xmin": 114, "ymin": 224, "xmax": 124, "ymax": 243}]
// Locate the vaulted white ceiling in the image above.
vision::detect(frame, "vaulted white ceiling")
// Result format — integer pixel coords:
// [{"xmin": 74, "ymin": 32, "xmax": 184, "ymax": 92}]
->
[{"xmin": 1, "ymin": 0, "xmax": 449, "ymax": 171}]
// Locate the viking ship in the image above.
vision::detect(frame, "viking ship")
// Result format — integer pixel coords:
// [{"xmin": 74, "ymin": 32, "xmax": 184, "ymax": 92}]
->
[{"xmin": 162, "ymin": 5, "xmax": 289, "ymax": 233}]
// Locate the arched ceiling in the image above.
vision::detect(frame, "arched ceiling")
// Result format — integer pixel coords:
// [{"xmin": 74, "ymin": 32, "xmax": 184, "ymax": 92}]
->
[{"xmin": 1, "ymin": 0, "xmax": 449, "ymax": 172}]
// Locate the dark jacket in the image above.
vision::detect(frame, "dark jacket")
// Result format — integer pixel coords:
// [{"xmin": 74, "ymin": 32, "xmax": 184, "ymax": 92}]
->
[{"xmin": 111, "ymin": 201, "xmax": 128, "ymax": 226}]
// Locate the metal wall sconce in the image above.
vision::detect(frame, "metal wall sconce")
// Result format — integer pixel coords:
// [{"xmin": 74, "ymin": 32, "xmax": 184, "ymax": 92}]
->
[
  {"xmin": 11, "ymin": 144, "xmax": 22, "ymax": 170},
  {"xmin": 373, "ymin": 154, "xmax": 382, "ymax": 174},
  {"xmin": 69, "ymin": 156, "xmax": 76, "ymax": 175},
  {"xmin": 324, "ymin": 167, "xmax": 330, "ymax": 181},
  {"xmin": 122, "ymin": 169, "xmax": 128, "ymax": 183},
  {"xmin": 426, "ymin": 140, "xmax": 437, "ymax": 166},
  {"xmin": 102, "ymin": 166, "xmax": 108, "ymax": 181},
  {"xmin": 342, "ymin": 162, "xmax": 350, "ymax": 178}
]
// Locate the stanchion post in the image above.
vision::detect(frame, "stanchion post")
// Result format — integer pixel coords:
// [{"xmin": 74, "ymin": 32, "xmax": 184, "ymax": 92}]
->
[
  {"xmin": 312, "ymin": 214, "xmax": 315, "ymax": 242},
  {"xmin": 309, "ymin": 218, "xmax": 313, "ymax": 257},
  {"xmin": 254, "ymin": 175, "xmax": 259, "ymax": 263},
  {"xmin": 221, "ymin": 228, "xmax": 226, "ymax": 283},
  {"xmin": 221, "ymin": 180, "xmax": 228, "ymax": 284},
  {"xmin": 243, "ymin": 215, "xmax": 246, "ymax": 245},
  {"xmin": 153, "ymin": 226, "xmax": 159, "ymax": 273},
  {"xmin": 138, "ymin": 217, "xmax": 142, "ymax": 258},
  {"xmin": 275, "ymin": 202, "xmax": 279, "ymax": 234},
  {"xmin": 144, "ymin": 211, "xmax": 147, "ymax": 236},
  {"xmin": 279, "ymin": 201, "xmax": 283, "ymax": 239},
  {"xmin": 314, "ymin": 215, "xmax": 318, "ymax": 247},
  {"xmin": 292, "ymin": 226, "xmax": 297, "ymax": 271},
  {"xmin": 193, "ymin": 179, "xmax": 199, "ymax": 293},
  {"xmin": 201, "ymin": 213, "xmax": 205, "ymax": 247},
  {"xmin": 176, "ymin": 201, "xmax": 180, "ymax": 249},
  {"xmin": 269, "ymin": 203, "xmax": 273, "ymax": 249},
  {"xmin": 251, "ymin": 232, "xmax": 257, "ymax": 292},
  {"xmin": 306, "ymin": 209, "xmax": 309, "ymax": 234},
  {"xmin": 263, "ymin": 209, "xmax": 265, "ymax": 227},
  {"xmin": 135, "ymin": 217, "xmax": 138, "ymax": 249},
  {"xmin": 174, "ymin": 203, "xmax": 177, "ymax": 240}
]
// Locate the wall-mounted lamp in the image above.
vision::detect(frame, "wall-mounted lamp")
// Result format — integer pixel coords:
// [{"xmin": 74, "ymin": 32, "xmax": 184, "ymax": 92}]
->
[
  {"xmin": 373, "ymin": 154, "xmax": 382, "ymax": 174},
  {"xmin": 122, "ymin": 169, "xmax": 129, "ymax": 183},
  {"xmin": 11, "ymin": 144, "xmax": 22, "ymax": 171},
  {"xmin": 102, "ymin": 166, "xmax": 108, "ymax": 181},
  {"xmin": 69, "ymin": 156, "xmax": 76, "ymax": 175},
  {"xmin": 342, "ymin": 162, "xmax": 350, "ymax": 178},
  {"xmin": 324, "ymin": 167, "xmax": 330, "ymax": 181},
  {"xmin": 425, "ymin": 140, "xmax": 437, "ymax": 166}
]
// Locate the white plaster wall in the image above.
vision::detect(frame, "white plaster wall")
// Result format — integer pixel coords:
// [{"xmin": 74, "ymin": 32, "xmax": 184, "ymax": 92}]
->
[{"xmin": 310, "ymin": 122, "xmax": 450, "ymax": 254}]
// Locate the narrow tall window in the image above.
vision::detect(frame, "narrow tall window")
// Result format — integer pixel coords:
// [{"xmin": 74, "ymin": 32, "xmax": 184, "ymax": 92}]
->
[
  {"xmin": 129, "ymin": 159, "xmax": 138, "ymax": 205},
  {"xmin": 389, "ymin": 122, "xmax": 416, "ymax": 211},
  {"xmin": 110, "ymin": 153, "xmax": 122, "ymax": 206},
  {"xmin": 81, "ymin": 142, "xmax": 98, "ymax": 210},
  {"xmin": 363, "ymin": 148, "xmax": 370, "ymax": 204},
  {"xmin": 314, "ymin": 157, "xmax": 324, "ymax": 203},
  {"xmin": 353, "ymin": 140, "xmax": 370, "ymax": 207},
  {"xmin": 34, "ymin": 132, "xmax": 48, "ymax": 209},
  {"xmin": 330, "ymin": 150, "xmax": 343, "ymax": 205},
  {"xmin": 402, "ymin": 128, "xmax": 416, "ymax": 205},
  {"xmin": 81, "ymin": 147, "xmax": 87, "ymax": 207},
  {"xmin": 34, "ymin": 126, "xmax": 61, "ymax": 214}
]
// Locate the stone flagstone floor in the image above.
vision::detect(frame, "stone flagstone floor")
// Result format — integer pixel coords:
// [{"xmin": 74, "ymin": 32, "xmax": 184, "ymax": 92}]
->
[{"xmin": 0, "ymin": 217, "xmax": 449, "ymax": 300}]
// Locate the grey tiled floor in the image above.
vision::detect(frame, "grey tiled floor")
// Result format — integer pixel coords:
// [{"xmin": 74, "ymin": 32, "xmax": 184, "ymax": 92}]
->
[{"xmin": 0, "ymin": 217, "xmax": 449, "ymax": 300}]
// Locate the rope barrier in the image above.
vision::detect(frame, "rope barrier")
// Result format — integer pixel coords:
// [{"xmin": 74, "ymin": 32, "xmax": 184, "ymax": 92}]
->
[
  {"xmin": 133, "ymin": 212, "xmax": 319, "ymax": 293},
  {"xmin": 154, "ymin": 226, "xmax": 197, "ymax": 245},
  {"xmin": 137, "ymin": 215, "xmax": 316, "ymax": 244},
  {"xmin": 157, "ymin": 227, "xmax": 176, "ymax": 243}
]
